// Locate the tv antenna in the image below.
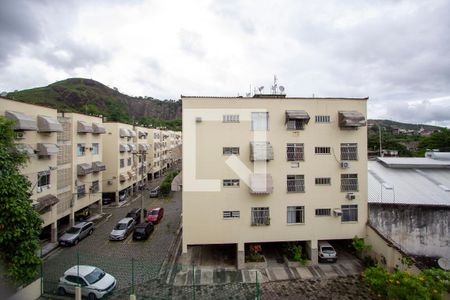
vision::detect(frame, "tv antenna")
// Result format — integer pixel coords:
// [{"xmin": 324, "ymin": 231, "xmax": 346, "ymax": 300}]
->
[
  {"xmin": 271, "ymin": 75, "xmax": 278, "ymax": 94},
  {"xmin": 258, "ymin": 86, "xmax": 264, "ymax": 94}
]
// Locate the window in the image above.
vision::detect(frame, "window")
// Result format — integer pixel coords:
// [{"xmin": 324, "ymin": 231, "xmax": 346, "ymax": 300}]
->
[
  {"xmin": 315, "ymin": 115, "xmax": 330, "ymax": 123},
  {"xmin": 315, "ymin": 208, "xmax": 331, "ymax": 216},
  {"xmin": 342, "ymin": 205, "xmax": 358, "ymax": 222},
  {"xmin": 76, "ymin": 144, "xmax": 85, "ymax": 156},
  {"xmin": 315, "ymin": 177, "xmax": 331, "ymax": 185},
  {"xmin": 223, "ymin": 114, "xmax": 240, "ymax": 123},
  {"xmin": 287, "ymin": 143, "xmax": 304, "ymax": 161},
  {"xmin": 251, "ymin": 112, "xmax": 269, "ymax": 131},
  {"xmin": 223, "ymin": 211, "xmax": 240, "ymax": 218},
  {"xmin": 128, "ymin": 157, "xmax": 132, "ymax": 166},
  {"xmin": 286, "ymin": 119, "xmax": 304, "ymax": 130},
  {"xmin": 91, "ymin": 180, "xmax": 99, "ymax": 193},
  {"xmin": 341, "ymin": 143, "xmax": 358, "ymax": 161},
  {"xmin": 287, "ymin": 175, "xmax": 305, "ymax": 192},
  {"xmin": 37, "ymin": 170, "xmax": 50, "ymax": 187},
  {"xmin": 120, "ymin": 159, "xmax": 125, "ymax": 168},
  {"xmin": 315, "ymin": 147, "xmax": 331, "ymax": 154},
  {"xmin": 92, "ymin": 143, "xmax": 99, "ymax": 155},
  {"xmin": 341, "ymin": 174, "xmax": 358, "ymax": 192},
  {"xmin": 223, "ymin": 179, "xmax": 240, "ymax": 187},
  {"xmin": 77, "ymin": 185, "xmax": 86, "ymax": 198},
  {"xmin": 223, "ymin": 147, "xmax": 239, "ymax": 155},
  {"xmin": 251, "ymin": 207, "xmax": 270, "ymax": 226},
  {"xmin": 287, "ymin": 206, "xmax": 305, "ymax": 224}
]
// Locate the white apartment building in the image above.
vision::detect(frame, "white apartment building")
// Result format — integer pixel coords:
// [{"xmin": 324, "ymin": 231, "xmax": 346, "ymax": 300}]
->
[{"xmin": 182, "ymin": 94, "xmax": 368, "ymax": 267}]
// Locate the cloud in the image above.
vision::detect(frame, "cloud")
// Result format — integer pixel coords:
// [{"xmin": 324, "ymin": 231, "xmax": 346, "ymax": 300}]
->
[
  {"xmin": 178, "ymin": 29, "xmax": 206, "ymax": 59},
  {"xmin": 388, "ymin": 96, "xmax": 450, "ymax": 125}
]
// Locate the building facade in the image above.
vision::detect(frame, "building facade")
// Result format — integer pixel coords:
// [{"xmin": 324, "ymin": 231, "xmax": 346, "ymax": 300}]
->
[{"xmin": 182, "ymin": 95, "xmax": 368, "ymax": 267}]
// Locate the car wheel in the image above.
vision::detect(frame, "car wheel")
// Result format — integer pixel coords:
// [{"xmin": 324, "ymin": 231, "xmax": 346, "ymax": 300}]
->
[
  {"xmin": 88, "ymin": 229, "xmax": 93, "ymax": 236},
  {"xmin": 88, "ymin": 292, "xmax": 97, "ymax": 300},
  {"xmin": 74, "ymin": 239, "xmax": 79, "ymax": 245},
  {"xmin": 57, "ymin": 287, "xmax": 65, "ymax": 296}
]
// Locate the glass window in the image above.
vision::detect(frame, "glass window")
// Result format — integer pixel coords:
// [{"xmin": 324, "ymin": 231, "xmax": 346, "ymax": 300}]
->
[
  {"xmin": 315, "ymin": 115, "xmax": 330, "ymax": 123},
  {"xmin": 287, "ymin": 175, "xmax": 304, "ymax": 192},
  {"xmin": 223, "ymin": 179, "xmax": 240, "ymax": 187},
  {"xmin": 287, "ymin": 143, "xmax": 304, "ymax": 161},
  {"xmin": 315, "ymin": 177, "xmax": 331, "ymax": 185},
  {"xmin": 91, "ymin": 180, "xmax": 99, "ymax": 193},
  {"xmin": 341, "ymin": 174, "xmax": 358, "ymax": 192},
  {"xmin": 223, "ymin": 211, "xmax": 240, "ymax": 218},
  {"xmin": 315, "ymin": 147, "xmax": 331, "ymax": 154},
  {"xmin": 120, "ymin": 159, "xmax": 125, "ymax": 168},
  {"xmin": 251, "ymin": 112, "xmax": 269, "ymax": 131},
  {"xmin": 286, "ymin": 119, "xmax": 305, "ymax": 130},
  {"xmin": 37, "ymin": 170, "xmax": 50, "ymax": 187},
  {"xmin": 341, "ymin": 143, "xmax": 358, "ymax": 161},
  {"xmin": 92, "ymin": 143, "xmax": 99, "ymax": 155},
  {"xmin": 315, "ymin": 208, "xmax": 331, "ymax": 216},
  {"xmin": 128, "ymin": 157, "xmax": 132, "ymax": 166},
  {"xmin": 77, "ymin": 185, "xmax": 86, "ymax": 198},
  {"xmin": 223, "ymin": 147, "xmax": 240, "ymax": 155},
  {"xmin": 342, "ymin": 205, "xmax": 358, "ymax": 222},
  {"xmin": 223, "ymin": 114, "xmax": 240, "ymax": 123},
  {"xmin": 251, "ymin": 207, "xmax": 270, "ymax": 226},
  {"xmin": 76, "ymin": 144, "xmax": 85, "ymax": 156},
  {"xmin": 287, "ymin": 206, "xmax": 304, "ymax": 224}
]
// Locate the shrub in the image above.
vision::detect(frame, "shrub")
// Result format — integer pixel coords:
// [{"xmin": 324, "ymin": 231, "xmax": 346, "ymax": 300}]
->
[
  {"xmin": 285, "ymin": 243, "xmax": 308, "ymax": 265},
  {"xmin": 352, "ymin": 236, "xmax": 371, "ymax": 252}
]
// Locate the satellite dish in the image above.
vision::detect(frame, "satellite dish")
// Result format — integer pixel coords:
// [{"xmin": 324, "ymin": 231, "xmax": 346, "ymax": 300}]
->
[
  {"xmin": 279, "ymin": 86, "xmax": 285, "ymax": 93},
  {"xmin": 258, "ymin": 86, "xmax": 264, "ymax": 93},
  {"xmin": 438, "ymin": 257, "xmax": 450, "ymax": 270}
]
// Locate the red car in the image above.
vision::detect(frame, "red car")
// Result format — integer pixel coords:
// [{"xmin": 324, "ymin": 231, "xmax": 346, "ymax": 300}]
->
[{"xmin": 146, "ymin": 207, "xmax": 164, "ymax": 224}]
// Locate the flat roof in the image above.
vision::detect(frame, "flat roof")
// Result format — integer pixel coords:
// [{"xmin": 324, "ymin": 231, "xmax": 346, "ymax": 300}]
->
[
  {"xmin": 181, "ymin": 95, "xmax": 369, "ymax": 101},
  {"xmin": 377, "ymin": 157, "xmax": 450, "ymax": 169}
]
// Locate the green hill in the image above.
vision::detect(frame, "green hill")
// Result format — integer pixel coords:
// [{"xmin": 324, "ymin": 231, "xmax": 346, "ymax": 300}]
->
[
  {"xmin": 368, "ymin": 119, "xmax": 442, "ymax": 131},
  {"xmin": 6, "ymin": 78, "xmax": 181, "ymax": 130}
]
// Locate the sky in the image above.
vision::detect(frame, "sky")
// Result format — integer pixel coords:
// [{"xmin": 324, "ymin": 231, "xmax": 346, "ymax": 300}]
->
[{"xmin": 0, "ymin": 0, "xmax": 449, "ymax": 127}]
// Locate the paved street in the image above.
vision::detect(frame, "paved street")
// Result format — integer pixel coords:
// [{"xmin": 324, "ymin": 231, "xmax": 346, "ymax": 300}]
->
[{"xmin": 42, "ymin": 176, "xmax": 182, "ymax": 297}]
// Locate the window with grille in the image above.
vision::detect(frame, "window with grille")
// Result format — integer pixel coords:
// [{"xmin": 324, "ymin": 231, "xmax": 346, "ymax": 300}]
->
[
  {"xmin": 251, "ymin": 112, "xmax": 269, "ymax": 131},
  {"xmin": 342, "ymin": 205, "xmax": 358, "ymax": 222},
  {"xmin": 91, "ymin": 180, "xmax": 99, "ymax": 193},
  {"xmin": 286, "ymin": 143, "xmax": 304, "ymax": 161},
  {"xmin": 92, "ymin": 143, "xmax": 99, "ymax": 155},
  {"xmin": 223, "ymin": 147, "xmax": 240, "ymax": 155},
  {"xmin": 315, "ymin": 147, "xmax": 331, "ymax": 154},
  {"xmin": 223, "ymin": 179, "xmax": 240, "ymax": 187},
  {"xmin": 287, "ymin": 206, "xmax": 305, "ymax": 224},
  {"xmin": 37, "ymin": 170, "xmax": 51, "ymax": 187},
  {"xmin": 315, "ymin": 177, "xmax": 331, "ymax": 185},
  {"xmin": 120, "ymin": 159, "xmax": 125, "ymax": 168},
  {"xmin": 341, "ymin": 174, "xmax": 358, "ymax": 191},
  {"xmin": 315, "ymin": 208, "xmax": 331, "ymax": 216},
  {"xmin": 287, "ymin": 175, "xmax": 305, "ymax": 192},
  {"xmin": 286, "ymin": 119, "xmax": 305, "ymax": 130},
  {"xmin": 223, "ymin": 114, "xmax": 240, "ymax": 123},
  {"xmin": 127, "ymin": 157, "xmax": 132, "ymax": 166},
  {"xmin": 251, "ymin": 207, "xmax": 270, "ymax": 226},
  {"xmin": 223, "ymin": 211, "xmax": 240, "ymax": 218},
  {"xmin": 341, "ymin": 143, "xmax": 358, "ymax": 160},
  {"xmin": 315, "ymin": 115, "xmax": 330, "ymax": 123},
  {"xmin": 76, "ymin": 144, "xmax": 85, "ymax": 156},
  {"xmin": 77, "ymin": 185, "xmax": 86, "ymax": 198}
]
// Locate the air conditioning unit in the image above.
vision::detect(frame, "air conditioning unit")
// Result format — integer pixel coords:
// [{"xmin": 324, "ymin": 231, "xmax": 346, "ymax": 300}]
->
[
  {"xmin": 195, "ymin": 117, "xmax": 202, "ymax": 123},
  {"xmin": 15, "ymin": 131, "xmax": 25, "ymax": 139},
  {"xmin": 36, "ymin": 186, "xmax": 43, "ymax": 193},
  {"xmin": 333, "ymin": 209, "xmax": 342, "ymax": 217},
  {"xmin": 340, "ymin": 162, "xmax": 349, "ymax": 169},
  {"xmin": 346, "ymin": 193, "xmax": 356, "ymax": 200},
  {"xmin": 107, "ymin": 180, "xmax": 113, "ymax": 185}
]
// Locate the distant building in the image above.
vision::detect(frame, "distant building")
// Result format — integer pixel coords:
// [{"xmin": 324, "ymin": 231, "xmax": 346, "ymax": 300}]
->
[
  {"xmin": 368, "ymin": 155, "xmax": 450, "ymax": 258},
  {"xmin": 381, "ymin": 149, "xmax": 399, "ymax": 157},
  {"xmin": 399, "ymin": 141, "xmax": 420, "ymax": 152}
]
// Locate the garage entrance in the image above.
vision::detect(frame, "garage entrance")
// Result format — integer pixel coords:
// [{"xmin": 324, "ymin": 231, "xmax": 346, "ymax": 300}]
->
[{"xmin": 187, "ymin": 244, "xmax": 237, "ymax": 268}]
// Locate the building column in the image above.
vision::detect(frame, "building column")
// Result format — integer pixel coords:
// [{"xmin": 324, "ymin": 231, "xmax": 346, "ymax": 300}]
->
[
  {"xmin": 50, "ymin": 222, "xmax": 58, "ymax": 243},
  {"xmin": 115, "ymin": 191, "xmax": 120, "ymax": 206},
  {"xmin": 237, "ymin": 242, "xmax": 245, "ymax": 269},
  {"xmin": 69, "ymin": 211, "xmax": 75, "ymax": 227},
  {"xmin": 98, "ymin": 198, "xmax": 103, "ymax": 214},
  {"xmin": 306, "ymin": 240, "xmax": 318, "ymax": 265},
  {"xmin": 129, "ymin": 185, "xmax": 134, "ymax": 196}
]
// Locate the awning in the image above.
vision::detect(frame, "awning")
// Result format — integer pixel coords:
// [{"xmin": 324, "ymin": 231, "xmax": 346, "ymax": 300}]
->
[
  {"xmin": 77, "ymin": 163, "xmax": 93, "ymax": 176},
  {"xmin": 37, "ymin": 115, "xmax": 63, "ymax": 132},
  {"xmin": 127, "ymin": 170, "xmax": 136, "ymax": 179},
  {"xmin": 5, "ymin": 110, "xmax": 37, "ymax": 131},
  {"xmin": 92, "ymin": 161, "xmax": 106, "ymax": 172},
  {"xmin": 36, "ymin": 143, "xmax": 58, "ymax": 156},
  {"xmin": 77, "ymin": 121, "xmax": 93, "ymax": 133},
  {"xmin": 128, "ymin": 129, "xmax": 136, "ymax": 137},
  {"xmin": 92, "ymin": 123, "xmax": 106, "ymax": 134},
  {"xmin": 15, "ymin": 143, "xmax": 34, "ymax": 155},
  {"xmin": 138, "ymin": 144, "xmax": 149, "ymax": 151},
  {"xmin": 128, "ymin": 144, "xmax": 137, "ymax": 152},
  {"xmin": 285, "ymin": 110, "xmax": 310, "ymax": 123},
  {"xmin": 249, "ymin": 174, "xmax": 273, "ymax": 194},
  {"xmin": 250, "ymin": 142, "xmax": 274, "ymax": 161},
  {"xmin": 119, "ymin": 144, "xmax": 130, "ymax": 152},
  {"xmin": 34, "ymin": 194, "xmax": 59, "ymax": 213},
  {"xmin": 338, "ymin": 111, "xmax": 366, "ymax": 128},
  {"xmin": 138, "ymin": 130, "xmax": 147, "ymax": 138},
  {"xmin": 119, "ymin": 173, "xmax": 127, "ymax": 182},
  {"xmin": 119, "ymin": 128, "xmax": 130, "ymax": 137}
]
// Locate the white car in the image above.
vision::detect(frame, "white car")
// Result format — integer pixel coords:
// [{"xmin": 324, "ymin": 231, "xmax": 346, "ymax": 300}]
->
[
  {"xmin": 318, "ymin": 241, "xmax": 337, "ymax": 263},
  {"xmin": 109, "ymin": 217, "xmax": 135, "ymax": 240},
  {"xmin": 57, "ymin": 265, "xmax": 116, "ymax": 300}
]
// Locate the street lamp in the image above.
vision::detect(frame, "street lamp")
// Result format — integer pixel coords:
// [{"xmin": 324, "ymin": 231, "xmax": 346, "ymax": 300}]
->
[{"xmin": 132, "ymin": 149, "xmax": 147, "ymax": 222}]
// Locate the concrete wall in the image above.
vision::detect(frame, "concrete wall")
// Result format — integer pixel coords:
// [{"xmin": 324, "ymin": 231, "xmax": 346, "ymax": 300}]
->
[
  {"xmin": 365, "ymin": 225, "xmax": 420, "ymax": 273},
  {"xmin": 369, "ymin": 204, "xmax": 449, "ymax": 257},
  {"xmin": 8, "ymin": 278, "xmax": 41, "ymax": 300}
]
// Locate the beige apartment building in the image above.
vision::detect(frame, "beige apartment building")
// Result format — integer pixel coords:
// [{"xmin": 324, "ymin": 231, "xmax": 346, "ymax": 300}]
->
[
  {"xmin": 182, "ymin": 94, "xmax": 368, "ymax": 267},
  {"xmin": 1, "ymin": 98, "xmax": 62, "ymax": 242}
]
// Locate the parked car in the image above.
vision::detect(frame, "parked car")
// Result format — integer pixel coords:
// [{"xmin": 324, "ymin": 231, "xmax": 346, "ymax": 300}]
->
[
  {"xmin": 57, "ymin": 265, "xmax": 116, "ymax": 300},
  {"xmin": 109, "ymin": 218, "xmax": 135, "ymax": 241},
  {"xmin": 59, "ymin": 222, "xmax": 94, "ymax": 246},
  {"xmin": 102, "ymin": 196, "xmax": 114, "ymax": 205},
  {"xmin": 146, "ymin": 207, "xmax": 164, "ymax": 224},
  {"xmin": 133, "ymin": 222, "xmax": 154, "ymax": 240},
  {"xmin": 75, "ymin": 207, "xmax": 90, "ymax": 221},
  {"xmin": 149, "ymin": 186, "xmax": 160, "ymax": 198},
  {"xmin": 119, "ymin": 192, "xmax": 127, "ymax": 202},
  {"xmin": 126, "ymin": 208, "xmax": 148, "ymax": 224},
  {"xmin": 318, "ymin": 241, "xmax": 337, "ymax": 263}
]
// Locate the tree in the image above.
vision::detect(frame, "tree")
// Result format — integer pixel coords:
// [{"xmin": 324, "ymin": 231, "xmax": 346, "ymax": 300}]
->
[
  {"xmin": 418, "ymin": 128, "xmax": 450, "ymax": 152},
  {"xmin": 0, "ymin": 117, "xmax": 42, "ymax": 284}
]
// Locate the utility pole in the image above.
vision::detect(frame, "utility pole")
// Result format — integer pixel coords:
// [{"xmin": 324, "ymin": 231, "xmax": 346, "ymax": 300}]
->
[
  {"xmin": 140, "ymin": 150, "xmax": 146, "ymax": 222},
  {"xmin": 378, "ymin": 123, "xmax": 383, "ymax": 157}
]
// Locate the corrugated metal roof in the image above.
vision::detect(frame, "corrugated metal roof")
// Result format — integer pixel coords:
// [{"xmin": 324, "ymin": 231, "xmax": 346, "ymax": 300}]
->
[{"xmin": 368, "ymin": 160, "xmax": 450, "ymax": 206}]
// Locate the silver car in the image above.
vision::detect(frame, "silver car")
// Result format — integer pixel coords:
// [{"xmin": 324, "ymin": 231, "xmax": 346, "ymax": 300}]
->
[
  {"xmin": 59, "ymin": 222, "xmax": 94, "ymax": 246},
  {"xmin": 109, "ymin": 218, "xmax": 135, "ymax": 241}
]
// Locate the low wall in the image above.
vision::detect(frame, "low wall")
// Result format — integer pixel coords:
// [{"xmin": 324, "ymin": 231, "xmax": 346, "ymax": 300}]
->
[
  {"xmin": 365, "ymin": 225, "xmax": 420, "ymax": 274},
  {"xmin": 8, "ymin": 278, "xmax": 41, "ymax": 300}
]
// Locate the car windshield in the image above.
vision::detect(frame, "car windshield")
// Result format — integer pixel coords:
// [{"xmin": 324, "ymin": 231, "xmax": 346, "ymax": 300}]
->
[
  {"xmin": 135, "ymin": 228, "xmax": 145, "ymax": 233},
  {"xmin": 126, "ymin": 213, "xmax": 136, "ymax": 218},
  {"xmin": 66, "ymin": 227, "xmax": 81, "ymax": 234},
  {"xmin": 85, "ymin": 268, "xmax": 105, "ymax": 285},
  {"xmin": 115, "ymin": 223, "xmax": 127, "ymax": 230},
  {"xmin": 322, "ymin": 247, "xmax": 335, "ymax": 254},
  {"xmin": 149, "ymin": 210, "xmax": 159, "ymax": 215}
]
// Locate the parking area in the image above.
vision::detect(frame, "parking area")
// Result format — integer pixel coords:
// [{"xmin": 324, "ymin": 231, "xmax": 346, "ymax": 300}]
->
[{"xmin": 41, "ymin": 185, "xmax": 182, "ymax": 296}]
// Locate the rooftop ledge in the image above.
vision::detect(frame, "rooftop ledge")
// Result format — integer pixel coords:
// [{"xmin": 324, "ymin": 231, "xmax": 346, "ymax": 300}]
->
[{"xmin": 180, "ymin": 95, "xmax": 369, "ymax": 100}]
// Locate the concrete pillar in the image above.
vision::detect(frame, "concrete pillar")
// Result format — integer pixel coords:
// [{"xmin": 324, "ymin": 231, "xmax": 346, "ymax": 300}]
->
[
  {"xmin": 98, "ymin": 199, "xmax": 103, "ymax": 214},
  {"xmin": 306, "ymin": 240, "xmax": 318, "ymax": 265},
  {"xmin": 237, "ymin": 243, "xmax": 245, "ymax": 269},
  {"xmin": 69, "ymin": 211, "xmax": 75, "ymax": 227},
  {"xmin": 50, "ymin": 222, "xmax": 58, "ymax": 243},
  {"xmin": 130, "ymin": 294, "xmax": 136, "ymax": 300},
  {"xmin": 75, "ymin": 286, "xmax": 81, "ymax": 300},
  {"xmin": 115, "ymin": 191, "xmax": 120, "ymax": 206},
  {"xmin": 129, "ymin": 185, "xmax": 134, "ymax": 196}
]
